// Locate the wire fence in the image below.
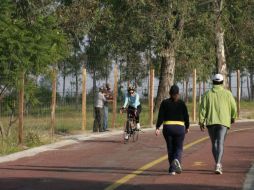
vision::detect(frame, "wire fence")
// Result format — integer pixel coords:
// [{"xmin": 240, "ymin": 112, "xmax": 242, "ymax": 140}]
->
[{"xmin": 0, "ymin": 65, "xmax": 254, "ymax": 154}]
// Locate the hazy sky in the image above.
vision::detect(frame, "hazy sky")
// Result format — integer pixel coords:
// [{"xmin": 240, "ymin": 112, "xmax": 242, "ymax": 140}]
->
[{"xmin": 57, "ymin": 70, "xmax": 249, "ymax": 98}]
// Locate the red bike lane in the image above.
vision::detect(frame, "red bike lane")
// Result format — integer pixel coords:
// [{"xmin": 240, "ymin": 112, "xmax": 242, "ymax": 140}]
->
[
  {"xmin": 0, "ymin": 122, "xmax": 253, "ymax": 190},
  {"xmin": 119, "ymin": 123, "xmax": 254, "ymax": 190}
]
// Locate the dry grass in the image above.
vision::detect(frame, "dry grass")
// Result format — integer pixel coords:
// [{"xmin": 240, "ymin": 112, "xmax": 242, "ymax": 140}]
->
[{"xmin": 0, "ymin": 100, "xmax": 253, "ymax": 155}]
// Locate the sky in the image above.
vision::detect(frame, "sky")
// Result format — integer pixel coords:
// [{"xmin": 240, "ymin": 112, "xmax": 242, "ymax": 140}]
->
[{"xmin": 57, "ymin": 69, "xmax": 250, "ymax": 98}]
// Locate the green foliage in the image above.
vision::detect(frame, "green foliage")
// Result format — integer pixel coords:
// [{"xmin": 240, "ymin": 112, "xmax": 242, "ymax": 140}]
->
[
  {"xmin": 0, "ymin": 0, "xmax": 70, "ymax": 112},
  {"xmin": 174, "ymin": 1, "xmax": 217, "ymax": 82},
  {"xmin": 224, "ymin": 0, "xmax": 254, "ymax": 71},
  {"xmin": 1, "ymin": 0, "xmax": 254, "ymax": 153},
  {"xmin": 85, "ymin": 36, "xmax": 112, "ymax": 80},
  {"xmin": 0, "ymin": 0, "xmax": 69, "ymax": 78},
  {"xmin": 25, "ymin": 131, "xmax": 42, "ymax": 147},
  {"xmin": 119, "ymin": 53, "xmax": 148, "ymax": 85}
]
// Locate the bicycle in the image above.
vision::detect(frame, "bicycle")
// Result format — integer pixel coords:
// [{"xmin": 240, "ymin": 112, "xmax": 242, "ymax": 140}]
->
[{"xmin": 120, "ymin": 108, "xmax": 139, "ymax": 143}]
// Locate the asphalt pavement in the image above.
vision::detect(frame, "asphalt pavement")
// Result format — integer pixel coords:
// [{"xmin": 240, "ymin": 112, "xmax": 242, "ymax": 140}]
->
[{"xmin": 0, "ymin": 121, "xmax": 253, "ymax": 190}]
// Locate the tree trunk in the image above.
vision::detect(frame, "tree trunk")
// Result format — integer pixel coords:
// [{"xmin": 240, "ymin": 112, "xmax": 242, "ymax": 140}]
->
[
  {"xmin": 75, "ymin": 70, "xmax": 79, "ymax": 109},
  {"xmin": 154, "ymin": 10, "xmax": 184, "ymax": 111},
  {"xmin": 51, "ymin": 67, "xmax": 57, "ymax": 139},
  {"xmin": 215, "ymin": 28, "xmax": 228, "ymax": 88},
  {"xmin": 214, "ymin": 0, "xmax": 228, "ymax": 88},
  {"xmin": 240, "ymin": 74, "xmax": 243, "ymax": 98},
  {"xmin": 18, "ymin": 71, "xmax": 25, "ymax": 145},
  {"xmin": 93, "ymin": 68, "xmax": 97, "ymax": 108},
  {"xmin": 154, "ymin": 48, "xmax": 175, "ymax": 111},
  {"xmin": 0, "ymin": 121, "xmax": 5, "ymax": 147},
  {"xmin": 62, "ymin": 62, "xmax": 66, "ymax": 101},
  {"xmin": 62, "ymin": 75, "xmax": 66, "ymax": 98},
  {"xmin": 105, "ymin": 62, "xmax": 108, "ymax": 84},
  {"xmin": 0, "ymin": 85, "xmax": 8, "ymax": 103}
]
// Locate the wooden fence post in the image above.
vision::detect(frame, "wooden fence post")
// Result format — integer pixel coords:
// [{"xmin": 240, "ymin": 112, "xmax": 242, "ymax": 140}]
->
[
  {"xmin": 51, "ymin": 67, "xmax": 57, "ymax": 140},
  {"xmin": 82, "ymin": 67, "xmax": 87, "ymax": 130},
  {"xmin": 149, "ymin": 68, "xmax": 154, "ymax": 127},
  {"xmin": 237, "ymin": 69, "xmax": 240, "ymax": 118},
  {"xmin": 192, "ymin": 69, "xmax": 197, "ymax": 123},
  {"xmin": 18, "ymin": 71, "xmax": 25, "ymax": 145},
  {"xmin": 182, "ymin": 81, "xmax": 185, "ymax": 100},
  {"xmin": 112, "ymin": 64, "xmax": 118, "ymax": 129},
  {"xmin": 185, "ymin": 80, "xmax": 189, "ymax": 103}
]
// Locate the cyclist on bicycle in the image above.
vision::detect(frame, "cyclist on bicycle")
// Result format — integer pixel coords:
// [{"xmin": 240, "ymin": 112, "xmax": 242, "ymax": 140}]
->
[{"xmin": 122, "ymin": 85, "xmax": 142, "ymax": 140}]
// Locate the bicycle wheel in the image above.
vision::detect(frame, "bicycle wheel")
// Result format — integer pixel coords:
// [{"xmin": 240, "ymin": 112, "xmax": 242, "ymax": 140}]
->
[
  {"xmin": 123, "ymin": 121, "xmax": 131, "ymax": 144},
  {"xmin": 123, "ymin": 132, "xmax": 128, "ymax": 144},
  {"xmin": 132, "ymin": 123, "xmax": 139, "ymax": 142}
]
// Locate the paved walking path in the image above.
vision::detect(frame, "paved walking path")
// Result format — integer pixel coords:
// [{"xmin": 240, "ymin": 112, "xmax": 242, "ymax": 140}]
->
[{"xmin": 0, "ymin": 122, "xmax": 253, "ymax": 190}]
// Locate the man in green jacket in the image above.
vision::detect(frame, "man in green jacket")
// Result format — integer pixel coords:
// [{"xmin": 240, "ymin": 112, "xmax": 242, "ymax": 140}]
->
[{"xmin": 199, "ymin": 73, "xmax": 237, "ymax": 175}]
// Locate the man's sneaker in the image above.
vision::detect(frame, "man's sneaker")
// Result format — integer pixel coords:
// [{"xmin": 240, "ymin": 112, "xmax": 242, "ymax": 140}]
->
[
  {"xmin": 215, "ymin": 163, "xmax": 223, "ymax": 174},
  {"xmin": 173, "ymin": 159, "xmax": 182, "ymax": 174},
  {"xmin": 169, "ymin": 171, "xmax": 176, "ymax": 176},
  {"xmin": 136, "ymin": 123, "xmax": 141, "ymax": 130},
  {"xmin": 124, "ymin": 134, "xmax": 129, "ymax": 140}
]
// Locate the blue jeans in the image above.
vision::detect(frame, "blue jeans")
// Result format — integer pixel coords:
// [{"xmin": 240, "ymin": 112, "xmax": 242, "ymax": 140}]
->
[
  {"xmin": 207, "ymin": 124, "xmax": 228, "ymax": 164},
  {"xmin": 103, "ymin": 106, "xmax": 109, "ymax": 130},
  {"xmin": 163, "ymin": 125, "xmax": 185, "ymax": 172}
]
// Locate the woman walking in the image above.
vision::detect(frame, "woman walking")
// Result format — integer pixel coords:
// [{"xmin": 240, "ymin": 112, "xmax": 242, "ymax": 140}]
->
[{"xmin": 155, "ymin": 85, "xmax": 190, "ymax": 175}]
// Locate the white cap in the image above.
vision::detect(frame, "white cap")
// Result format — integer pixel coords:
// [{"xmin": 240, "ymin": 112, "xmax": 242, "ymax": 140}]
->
[{"xmin": 213, "ymin": 74, "xmax": 224, "ymax": 82}]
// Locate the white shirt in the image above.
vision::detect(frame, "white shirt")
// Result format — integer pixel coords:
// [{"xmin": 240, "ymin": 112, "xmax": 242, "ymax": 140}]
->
[{"xmin": 95, "ymin": 92, "xmax": 106, "ymax": 108}]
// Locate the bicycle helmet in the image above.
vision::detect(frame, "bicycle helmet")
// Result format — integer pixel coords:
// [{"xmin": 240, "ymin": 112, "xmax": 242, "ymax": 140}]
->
[{"xmin": 128, "ymin": 85, "xmax": 135, "ymax": 92}]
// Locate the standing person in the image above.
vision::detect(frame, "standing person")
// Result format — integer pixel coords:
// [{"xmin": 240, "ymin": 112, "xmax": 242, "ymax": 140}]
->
[
  {"xmin": 93, "ymin": 87, "xmax": 106, "ymax": 132},
  {"xmin": 155, "ymin": 85, "xmax": 189, "ymax": 175},
  {"xmin": 103, "ymin": 83, "xmax": 113, "ymax": 131},
  {"xmin": 122, "ymin": 85, "xmax": 142, "ymax": 140},
  {"xmin": 199, "ymin": 74, "xmax": 237, "ymax": 175}
]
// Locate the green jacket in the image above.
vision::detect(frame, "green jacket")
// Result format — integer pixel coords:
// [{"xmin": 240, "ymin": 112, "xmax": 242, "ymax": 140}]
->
[{"xmin": 199, "ymin": 85, "xmax": 237, "ymax": 128}]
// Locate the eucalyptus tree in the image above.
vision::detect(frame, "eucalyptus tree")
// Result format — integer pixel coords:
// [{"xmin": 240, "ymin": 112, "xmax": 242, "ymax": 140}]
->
[
  {"xmin": 94, "ymin": 0, "xmax": 195, "ymax": 110},
  {"xmin": 54, "ymin": 1, "xmax": 194, "ymax": 110},
  {"xmin": 0, "ymin": 0, "xmax": 66, "ymax": 98},
  {"xmin": 85, "ymin": 35, "xmax": 112, "ymax": 105},
  {"xmin": 0, "ymin": 0, "xmax": 69, "ymax": 143},
  {"xmin": 175, "ymin": 1, "xmax": 216, "ymax": 96},
  {"xmin": 236, "ymin": 1, "xmax": 254, "ymax": 99},
  {"xmin": 56, "ymin": 0, "xmax": 104, "ymax": 104},
  {"xmin": 213, "ymin": 0, "xmax": 228, "ymax": 86},
  {"xmin": 198, "ymin": 0, "xmax": 253, "ymax": 89},
  {"xmin": 0, "ymin": 0, "xmax": 16, "ymax": 101},
  {"xmin": 223, "ymin": 0, "xmax": 254, "ymax": 97},
  {"xmin": 140, "ymin": 0, "xmax": 194, "ymax": 110}
]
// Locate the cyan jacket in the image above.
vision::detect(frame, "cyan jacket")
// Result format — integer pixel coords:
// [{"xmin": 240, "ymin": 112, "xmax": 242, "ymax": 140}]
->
[
  {"xmin": 123, "ymin": 92, "xmax": 140, "ymax": 109},
  {"xmin": 199, "ymin": 85, "xmax": 237, "ymax": 128}
]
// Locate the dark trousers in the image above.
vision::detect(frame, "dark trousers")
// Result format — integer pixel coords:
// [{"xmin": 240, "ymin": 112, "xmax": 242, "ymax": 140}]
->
[
  {"xmin": 93, "ymin": 107, "xmax": 103, "ymax": 132},
  {"xmin": 128, "ymin": 105, "xmax": 142, "ymax": 123},
  {"xmin": 163, "ymin": 125, "xmax": 185, "ymax": 172}
]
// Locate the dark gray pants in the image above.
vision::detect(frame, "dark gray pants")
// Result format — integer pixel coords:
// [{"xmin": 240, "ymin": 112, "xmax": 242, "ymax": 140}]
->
[
  {"xmin": 93, "ymin": 107, "xmax": 103, "ymax": 132},
  {"xmin": 207, "ymin": 124, "xmax": 228, "ymax": 164}
]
